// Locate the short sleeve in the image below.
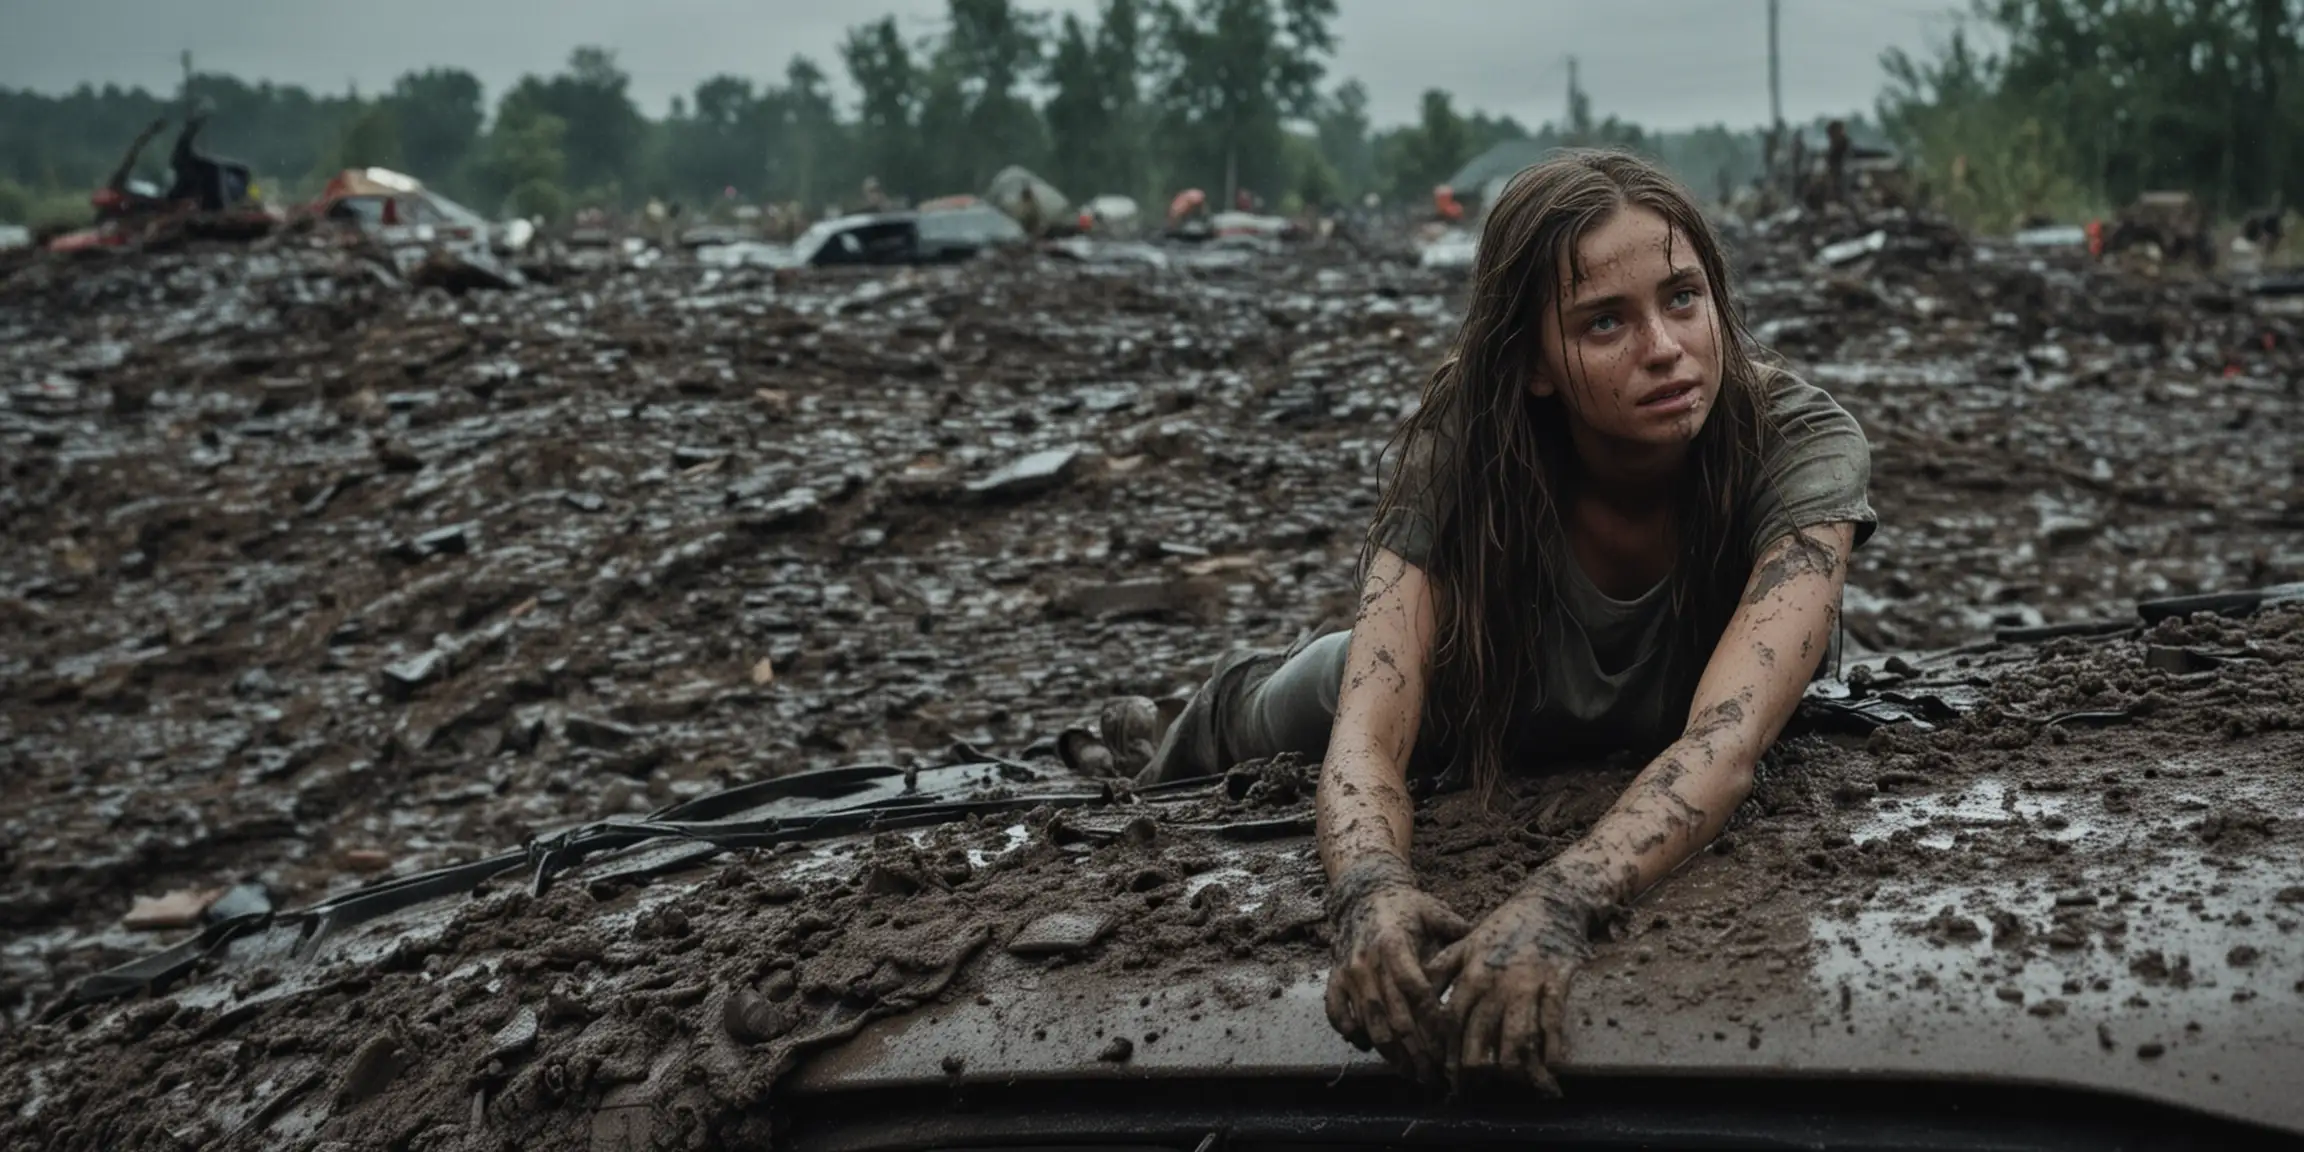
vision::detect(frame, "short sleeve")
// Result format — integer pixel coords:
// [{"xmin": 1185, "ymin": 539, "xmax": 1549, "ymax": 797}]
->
[
  {"xmin": 1368, "ymin": 428, "xmax": 1443, "ymax": 568},
  {"xmin": 1745, "ymin": 372, "xmax": 1877, "ymax": 558}
]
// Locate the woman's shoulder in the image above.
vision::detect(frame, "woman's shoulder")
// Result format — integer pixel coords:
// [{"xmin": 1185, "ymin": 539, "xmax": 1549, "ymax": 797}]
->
[
  {"xmin": 1740, "ymin": 364, "xmax": 1877, "ymax": 551},
  {"xmin": 1754, "ymin": 364, "xmax": 1861, "ymax": 435}
]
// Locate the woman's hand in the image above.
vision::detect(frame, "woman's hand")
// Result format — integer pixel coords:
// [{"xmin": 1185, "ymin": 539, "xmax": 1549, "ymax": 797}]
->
[
  {"xmin": 1323, "ymin": 855, "xmax": 1469, "ymax": 1082},
  {"xmin": 1415, "ymin": 523, "xmax": 1859, "ymax": 1092},
  {"xmin": 1428, "ymin": 867, "xmax": 1610, "ymax": 1092}
]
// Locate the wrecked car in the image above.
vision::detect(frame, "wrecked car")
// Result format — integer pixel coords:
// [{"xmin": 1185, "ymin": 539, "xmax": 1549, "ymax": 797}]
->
[
  {"xmin": 783, "ymin": 208, "xmax": 1024, "ymax": 268},
  {"xmin": 914, "ymin": 200, "xmax": 1029, "ymax": 257},
  {"xmin": 309, "ymin": 167, "xmax": 496, "ymax": 266}
]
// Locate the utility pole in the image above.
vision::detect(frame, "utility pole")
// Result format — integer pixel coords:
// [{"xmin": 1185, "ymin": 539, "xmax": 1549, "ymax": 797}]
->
[
  {"xmin": 1767, "ymin": 0, "xmax": 1782, "ymax": 131},
  {"xmin": 1766, "ymin": 0, "xmax": 1784, "ymax": 189},
  {"xmin": 1565, "ymin": 54, "xmax": 1584, "ymax": 143},
  {"xmin": 1567, "ymin": 55, "xmax": 1578, "ymax": 124}
]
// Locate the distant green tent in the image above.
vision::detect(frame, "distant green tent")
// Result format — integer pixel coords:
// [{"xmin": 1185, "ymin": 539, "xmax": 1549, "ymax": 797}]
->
[
  {"xmin": 1446, "ymin": 140, "xmax": 1554, "ymax": 200},
  {"xmin": 984, "ymin": 166, "xmax": 1070, "ymax": 223}
]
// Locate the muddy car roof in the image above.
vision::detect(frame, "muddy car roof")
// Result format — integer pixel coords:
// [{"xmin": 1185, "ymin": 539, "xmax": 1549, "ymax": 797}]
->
[
  {"xmin": 793, "ymin": 650, "xmax": 2304, "ymax": 1142},
  {"xmin": 12, "ymin": 615, "xmax": 2304, "ymax": 1148}
]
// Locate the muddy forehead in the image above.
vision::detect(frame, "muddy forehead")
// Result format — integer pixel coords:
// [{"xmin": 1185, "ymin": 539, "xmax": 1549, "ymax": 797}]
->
[{"xmin": 1564, "ymin": 217, "xmax": 1699, "ymax": 290}]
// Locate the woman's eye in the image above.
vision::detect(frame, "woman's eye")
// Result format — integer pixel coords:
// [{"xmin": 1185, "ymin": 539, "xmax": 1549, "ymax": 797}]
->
[
  {"xmin": 1670, "ymin": 288, "xmax": 1698, "ymax": 308},
  {"xmin": 1587, "ymin": 314, "xmax": 1620, "ymax": 334}
]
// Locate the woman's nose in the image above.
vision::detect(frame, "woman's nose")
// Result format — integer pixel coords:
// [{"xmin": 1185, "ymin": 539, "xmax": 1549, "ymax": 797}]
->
[{"xmin": 1641, "ymin": 314, "xmax": 1684, "ymax": 366}]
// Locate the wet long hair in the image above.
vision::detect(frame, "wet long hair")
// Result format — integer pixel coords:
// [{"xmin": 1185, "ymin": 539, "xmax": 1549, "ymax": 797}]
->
[{"xmin": 1366, "ymin": 149, "xmax": 1779, "ymax": 794}]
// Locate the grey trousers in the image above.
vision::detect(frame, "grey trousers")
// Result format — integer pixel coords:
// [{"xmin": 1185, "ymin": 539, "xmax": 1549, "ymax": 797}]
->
[
  {"xmin": 1138, "ymin": 607, "xmax": 1844, "ymax": 785},
  {"xmin": 1139, "ymin": 630, "xmax": 1356, "ymax": 784}
]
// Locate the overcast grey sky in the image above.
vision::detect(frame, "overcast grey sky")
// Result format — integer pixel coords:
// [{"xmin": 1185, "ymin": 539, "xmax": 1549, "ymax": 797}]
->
[{"xmin": 0, "ymin": 0, "xmax": 1963, "ymax": 131}]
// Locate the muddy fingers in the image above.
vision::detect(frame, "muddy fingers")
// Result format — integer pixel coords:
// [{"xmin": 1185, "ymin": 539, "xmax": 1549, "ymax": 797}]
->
[
  {"xmin": 1323, "ymin": 855, "xmax": 1470, "ymax": 1080},
  {"xmin": 1437, "ymin": 871, "xmax": 1599, "ymax": 1091},
  {"xmin": 1375, "ymin": 969, "xmax": 1433, "ymax": 1079},
  {"xmin": 1498, "ymin": 981, "xmax": 1541, "ymax": 1081},
  {"xmin": 1539, "ymin": 974, "xmax": 1571, "ymax": 1072},
  {"xmin": 1323, "ymin": 968, "xmax": 1368, "ymax": 1049}
]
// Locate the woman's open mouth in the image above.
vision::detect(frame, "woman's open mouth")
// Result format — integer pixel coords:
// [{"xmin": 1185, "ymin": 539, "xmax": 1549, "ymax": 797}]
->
[{"xmin": 1638, "ymin": 383, "xmax": 1700, "ymax": 413}]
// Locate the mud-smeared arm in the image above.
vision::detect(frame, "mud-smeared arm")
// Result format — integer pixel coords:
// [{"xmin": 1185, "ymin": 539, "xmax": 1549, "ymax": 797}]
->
[
  {"xmin": 1433, "ymin": 521, "xmax": 1856, "ymax": 1088},
  {"xmin": 1316, "ymin": 545, "xmax": 1436, "ymax": 875},
  {"xmin": 1547, "ymin": 520, "xmax": 1857, "ymax": 906},
  {"xmin": 1316, "ymin": 546, "xmax": 1465, "ymax": 1080}
]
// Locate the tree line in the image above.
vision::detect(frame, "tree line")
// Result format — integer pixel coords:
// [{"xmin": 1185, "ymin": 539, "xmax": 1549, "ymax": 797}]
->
[
  {"xmin": 1878, "ymin": 0, "xmax": 2301, "ymax": 232},
  {"xmin": 0, "ymin": 0, "xmax": 1779, "ymax": 230},
  {"xmin": 3, "ymin": 0, "xmax": 2293, "ymax": 233}
]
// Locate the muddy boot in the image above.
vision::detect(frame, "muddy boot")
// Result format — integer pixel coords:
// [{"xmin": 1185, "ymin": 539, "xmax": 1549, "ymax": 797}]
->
[
  {"xmin": 1056, "ymin": 726, "xmax": 1117, "ymax": 778},
  {"xmin": 1136, "ymin": 649, "xmax": 1287, "ymax": 786},
  {"xmin": 1098, "ymin": 696, "xmax": 1184, "ymax": 778}
]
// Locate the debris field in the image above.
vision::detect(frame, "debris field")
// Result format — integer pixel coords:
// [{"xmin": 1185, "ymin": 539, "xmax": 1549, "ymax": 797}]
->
[{"xmin": 0, "ymin": 216, "xmax": 2299, "ymax": 1147}]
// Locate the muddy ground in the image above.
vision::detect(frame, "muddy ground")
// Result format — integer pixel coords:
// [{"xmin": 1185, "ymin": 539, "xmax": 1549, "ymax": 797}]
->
[
  {"xmin": 5, "ymin": 609, "xmax": 2299, "ymax": 1150},
  {"xmin": 0, "ymin": 215, "xmax": 2300, "ymax": 1145}
]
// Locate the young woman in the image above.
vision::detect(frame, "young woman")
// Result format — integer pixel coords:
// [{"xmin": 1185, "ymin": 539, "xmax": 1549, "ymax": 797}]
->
[{"xmin": 1083, "ymin": 149, "xmax": 1873, "ymax": 1087}]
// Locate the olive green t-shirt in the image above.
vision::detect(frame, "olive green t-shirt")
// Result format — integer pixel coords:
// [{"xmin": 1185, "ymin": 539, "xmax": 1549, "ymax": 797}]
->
[{"xmin": 1371, "ymin": 372, "xmax": 1876, "ymax": 754}]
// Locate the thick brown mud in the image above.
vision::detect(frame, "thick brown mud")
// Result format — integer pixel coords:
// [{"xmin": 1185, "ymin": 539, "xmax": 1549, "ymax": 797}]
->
[{"xmin": 0, "ymin": 218, "xmax": 2299, "ymax": 1147}]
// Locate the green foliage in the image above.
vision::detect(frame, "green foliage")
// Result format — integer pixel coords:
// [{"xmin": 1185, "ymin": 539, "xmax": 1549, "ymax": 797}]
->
[
  {"xmin": 507, "ymin": 178, "xmax": 569, "ymax": 225},
  {"xmin": 1374, "ymin": 90, "xmax": 1473, "ymax": 203},
  {"xmin": 323, "ymin": 104, "xmax": 404, "ymax": 177},
  {"xmin": 666, "ymin": 75, "xmax": 769, "ymax": 202},
  {"xmin": 940, "ymin": 0, "xmax": 1051, "ymax": 187},
  {"xmin": 181, "ymin": 72, "xmax": 366, "ymax": 193},
  {"xmin": 471, "ymin": 109, "xmax": 568, "ymax": 214},
  {"xmin": 774, "ymin": 56, "xmax": 843, "ymax": 207},
  {"xmin": 842, "ymin": 16, "xmax": 922, "ymax": 201},
  {"xmin": 0, "ymin": 85, "xmax": 173, "ymax": 194},
  {"xmin": 1280, "ymin": 131, "xmax": 1340, "ymax": 208},
  {"xmin": 1880, "ymin": 31, "xmax": 2095, "ymax": 231},
  {"xmin": 1882, "ymin": 0, "xmax": 2303, "ymax": 229},
  {"xmin": 493, "ymin": 48, "xmax": 646, "ymax": 202},
  {"xmin": 0, "ymin": 177, "xmax": 94, "ymax": 228},
  {"xmin": 54, "ymin": 0, "xmax": 2279, "ymax": 234},
  {"xmin": 1313, "ymin": 81, "xmax": 1375, "ymax": 199},
  {"xmin": 1151, "ymin": 0, "xmax": 1340, "ymax": 200},
  {"xmin": 388, "ymin": 68, "xmax": 484, "ymax": 181},
  {"xmin": 1045, "ymin": 0, "xmax": 1151, "ymax": 198},
  {"xmin": 0, "ymin": 178, "xmax": 30, "ymax": 223}
]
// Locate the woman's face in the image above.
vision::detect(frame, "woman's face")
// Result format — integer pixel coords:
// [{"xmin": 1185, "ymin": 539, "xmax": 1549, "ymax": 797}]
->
[{"xmin": 1529, "ymin": 205, "xmax": 1722, "ymax": 452}]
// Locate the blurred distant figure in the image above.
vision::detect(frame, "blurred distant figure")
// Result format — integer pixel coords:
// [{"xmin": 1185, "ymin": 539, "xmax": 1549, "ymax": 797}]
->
[
  {"xmin": 860, "ymin": 177, "xmax": 890, "ymax": 213},
  {"xmin": 1168, "ymin": 188, "xmax": 1209, "ymax": 227},
  {"xmin": 1825, "ymin": 120, "xmax": 1852, "ymax": 205},
  {"xmin": 2242, "ymin": 208, "xmax": 2285, "ymax": 255},
  {"xmin": 1432, "ymin": 185, "xmax": 1464, "ymax": 222},
  {"xmin": 1017, "ymin": 184, "xmax": 1045, "ymax": 237}
]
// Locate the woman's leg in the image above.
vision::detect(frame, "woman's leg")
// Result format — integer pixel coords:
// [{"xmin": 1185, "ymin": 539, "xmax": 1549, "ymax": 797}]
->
[{"xmin": 1137, "ymin": 630, "xmax": 1353, "ymax": 784}]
